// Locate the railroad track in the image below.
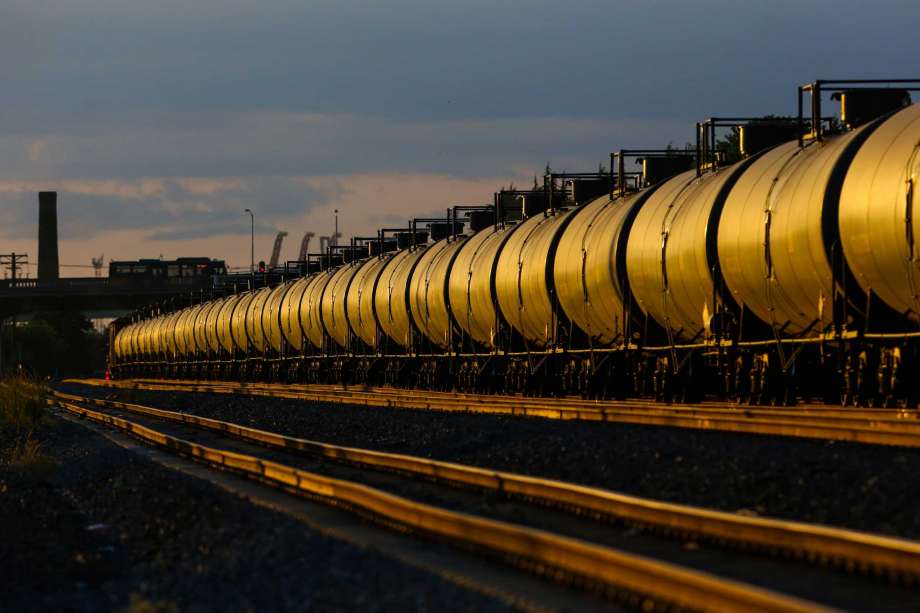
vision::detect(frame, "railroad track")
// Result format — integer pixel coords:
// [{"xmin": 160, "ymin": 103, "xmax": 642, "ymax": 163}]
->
[
  {"xmin": 53, "ymin": 388, "xmax": 920, "ymax": 611},
  {"xmin": 70, "ymin": 378, "xmax": 920, "ymax": 447}
]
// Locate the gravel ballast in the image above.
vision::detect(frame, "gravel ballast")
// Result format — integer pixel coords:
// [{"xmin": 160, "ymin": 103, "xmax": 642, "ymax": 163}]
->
[
  {"xmin": 57, "ymin": 382, "xmax": 920, "ymax": 540},
  {"xmin": 0, "ymin": 415, "xmax": 514, "ymax": 612}
]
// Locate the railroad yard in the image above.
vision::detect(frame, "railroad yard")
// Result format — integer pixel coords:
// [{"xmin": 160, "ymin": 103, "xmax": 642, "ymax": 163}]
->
[
  {"xmin": 0, "ymin": 377, "xmax": 917, "ymax": 611},
  {"xmin": 5, "ymin": 4, "xmax": 920, "ymax": 611}
]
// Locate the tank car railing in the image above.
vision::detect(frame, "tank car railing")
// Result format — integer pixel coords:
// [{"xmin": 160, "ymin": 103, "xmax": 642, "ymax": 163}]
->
[
  {"xmin": 798, "ymin": 79, "xmax": 920, "ymax": 144},
  {"xmin": 610, "ymin": 149, "xmax": 694, "ymax": 198}
]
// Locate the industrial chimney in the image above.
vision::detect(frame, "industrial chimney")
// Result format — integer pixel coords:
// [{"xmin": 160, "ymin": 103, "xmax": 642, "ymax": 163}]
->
[{"xmin": 38, "ymin": 191, "xmax": 59, "ymax": 282}]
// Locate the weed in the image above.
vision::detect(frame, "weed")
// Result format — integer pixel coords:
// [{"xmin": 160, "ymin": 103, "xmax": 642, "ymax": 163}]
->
[
  {"xmin": 0, "ymin": 375, "xmax": 46, "ymax": 429},
  {"xmin": 125, "ymin": 593, "xmax": 179, "ymax": 613},
  {"xmin": 4, "ymin": 429, "xmax": 55, "ymax": 478}
]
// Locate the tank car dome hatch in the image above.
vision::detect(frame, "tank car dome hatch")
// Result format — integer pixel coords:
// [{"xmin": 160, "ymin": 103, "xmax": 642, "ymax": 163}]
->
[
  {"xmin": 280, "ymin": 276, "xmax": 311, "ymax": 351},
  {"xmin": 640, "ymin": 155, "xmax": 695, "ymax": 187},
  {"xmin": 739, "ymin": 122, "xmax": 802, "ymax": 158},
  {"xmin": 566, "ymin": 177, "xmax": 615, "ymax": 205},
  {"xmin": 396, "ymin": 231, "xmax": 428, "ymax": 249},
  {"xmin": 833, "ymin": 89, "xmax": 911, "ymax": 129},
  {"xmin": 495, "ymin": 209, "xmax": 575, "ymax": 347},
  {"xmin": 839, "ymin": 102, "xmax": 920, "ymax": 321},
  {"xmin": 449, "ymin": 225, "xmax": 518, "ymax": 348},
  {"xmin": 626, "ymin": 157, "xmax": 759, "ymax": 342},
  {"xmin": 428, "ymin": 222, "xmax": 463, "ymax": 242},
  {"xmin": 346, "ymin": 254, "xmax": 393, "ymax": 348},
  {"xmin": 467, "ymin": 210, "xmax": 496, "ymax": 232},
  {"xmin": 409, "ymin": 235, "xmax": 467, "ymax": 349},
  {"xmin": 376, "ymin": 243, "xmax": 429, "ymax": 348},
  {"xmin": 718, "ymin": 117, "xmax": 885, "ymax": 336},
  {"xmin": 301, "ymin": 269, "xmax": 335, "ymax": 349},
  {"xmin": 322, "ymin": 260, "xmax": 365, "ymax": 348},
  {"xmin": 368, "ymin": 239, "xmax": 398, "ymax": 256}
]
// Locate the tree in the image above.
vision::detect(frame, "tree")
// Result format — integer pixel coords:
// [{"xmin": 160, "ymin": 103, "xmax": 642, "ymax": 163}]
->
[
  {"xmin": 5, "ymin": 310, "xmax": 105, "ymax": 378},
  {"xmin": 715, "ymin": 127, "xmax": 742, "ymax": 164}
]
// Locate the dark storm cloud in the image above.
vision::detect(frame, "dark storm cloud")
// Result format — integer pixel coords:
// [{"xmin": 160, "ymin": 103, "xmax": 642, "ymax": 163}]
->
[
  {"xmin": 5, "ymin": 0, "xmax": 919, "ymax": 124},
  {"xmin": 2, "ymin": 0, "xmax": 919, "ymax": 245},
  {"xmin": 0, "ymin": 113, "xmax": 686, "ymax": 182}
]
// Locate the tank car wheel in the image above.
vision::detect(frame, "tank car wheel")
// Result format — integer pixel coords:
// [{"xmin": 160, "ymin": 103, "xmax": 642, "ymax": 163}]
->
[{"xmin": 653, "ymin": 357, "xmax": 673, "ymax": 403}]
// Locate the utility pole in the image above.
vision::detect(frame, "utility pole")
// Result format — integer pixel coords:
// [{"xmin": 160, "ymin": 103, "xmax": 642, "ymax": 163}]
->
[
  {"xmin": 333, "ymin": 209, "xmax": 339, "ymax": 247},
  {"xmin": 244, "ymin": 208, "xmax": 254, "ymax": 274},
  {"xmin": 0, "ymin": 253, "xmax": 29, "ymax": 281},
  {"xmin": 91, "ymin": 255, "xmax": 105, "ymax": 277}
]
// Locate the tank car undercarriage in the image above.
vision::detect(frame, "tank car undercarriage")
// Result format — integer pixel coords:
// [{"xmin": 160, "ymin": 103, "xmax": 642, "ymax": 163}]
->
[{"xmin": 110, "ymin": 331, "xmax": 920, "ymax": 408}]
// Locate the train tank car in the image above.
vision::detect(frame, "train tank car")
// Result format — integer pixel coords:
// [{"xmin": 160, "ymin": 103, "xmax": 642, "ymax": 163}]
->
[
  {"xmin": 301, "ymin": 269, "xmax": 335, "ymax": 351},
  {"xmin": 494, "ymin": 209, "xmax": 573, "ymax": 350},
  {"xmin": 718, "ymin": 125, "xmax": 882, "ymax": 336},
  {"xmin": 839, "ymin": 103, "xmax": 920, "ymax": 322},
  {"xmin": 375, "ymin": 240, "xmax": 429, "ymax": 351},
  {"xmin": 321, "ymin": 262, "xmax": 362, "ymax": 350},
  {"xmin": 555, "ymin": 190, "xmax": 651, "ymax": 345},
  {"xmin": 626, "ymin": 160, "xmax": 757, "ymax": 343},
  {"xmin": 449, "ymin": 225, "xmax": 518, "ymax": 350},
  {"xmin": 409, "ymin": 235, "xmax": 467, "ymax": 351},
  {"xmin": 345, "ymin": 254, "xmax": 393, "ymax": 349}
]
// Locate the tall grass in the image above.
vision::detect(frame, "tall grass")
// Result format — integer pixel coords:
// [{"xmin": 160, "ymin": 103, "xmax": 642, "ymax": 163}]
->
[
  {"xmin": 0, "ymin": 374, "xmax": 46, "ymax": 429},
  {"xmin": 0, "ymin": 375, "xmax": 52, "ymax": 473}
]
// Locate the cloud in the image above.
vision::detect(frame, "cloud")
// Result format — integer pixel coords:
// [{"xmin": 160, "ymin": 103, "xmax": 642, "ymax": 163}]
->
[
  {"xmin": 3, "ymin": 0, "xmax": 919, "ymax": 127},
  {"xmin": 0, "ymin": 175, "xmax": 338, "ymax": 242},
  {"xmin": 3, "ymin": 0, "xmax": 920, "ymax": 278},
  {"xmin": 26, "ymin": 140, "xmax": 47, "ymax": 162},
  {"xmin": 0, "ymin": 110, "xmax": 688, "ymax": 183},
  {"xmin": 0, "ymin": 171, "xmax": 524, "ymax": 274}
]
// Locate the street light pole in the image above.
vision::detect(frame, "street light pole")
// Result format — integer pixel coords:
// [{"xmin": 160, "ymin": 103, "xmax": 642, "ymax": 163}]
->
[{"xmin": 244, "ymin": 208, "xmax": 254, "ymax": 273}]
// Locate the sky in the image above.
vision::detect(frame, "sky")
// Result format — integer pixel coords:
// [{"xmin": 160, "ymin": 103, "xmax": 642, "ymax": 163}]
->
[{"xmin": 1, "ymin": 0, "xmax": 918, "ymax": 275}]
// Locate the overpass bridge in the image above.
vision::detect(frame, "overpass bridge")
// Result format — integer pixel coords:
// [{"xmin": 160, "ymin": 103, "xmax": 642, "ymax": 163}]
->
[{"xmin": 0, "ymin": 277, "xmax": 220, "ymax": 320}]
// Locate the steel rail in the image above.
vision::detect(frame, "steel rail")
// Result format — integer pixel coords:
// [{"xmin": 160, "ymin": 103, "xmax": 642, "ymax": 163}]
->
[
  {"xmin": 68, "ymin": 379, "xmax": 920, "ymax": 448},
  {"xmin": 107, "ymin": 378, "xmax": 920, "ymax": 420},
  {"xmin": 54, "ymin": 389, "xmax": 920, "ymax": 582},
  {"xmin": 54, "ymin": 398, "xmax": 826, "ymax": 613}
]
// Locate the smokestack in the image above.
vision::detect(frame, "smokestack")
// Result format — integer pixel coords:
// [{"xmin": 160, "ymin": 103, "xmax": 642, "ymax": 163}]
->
[{"xmin": 38, "ymin": 191, "xmax": 59, "ymax": 282}]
